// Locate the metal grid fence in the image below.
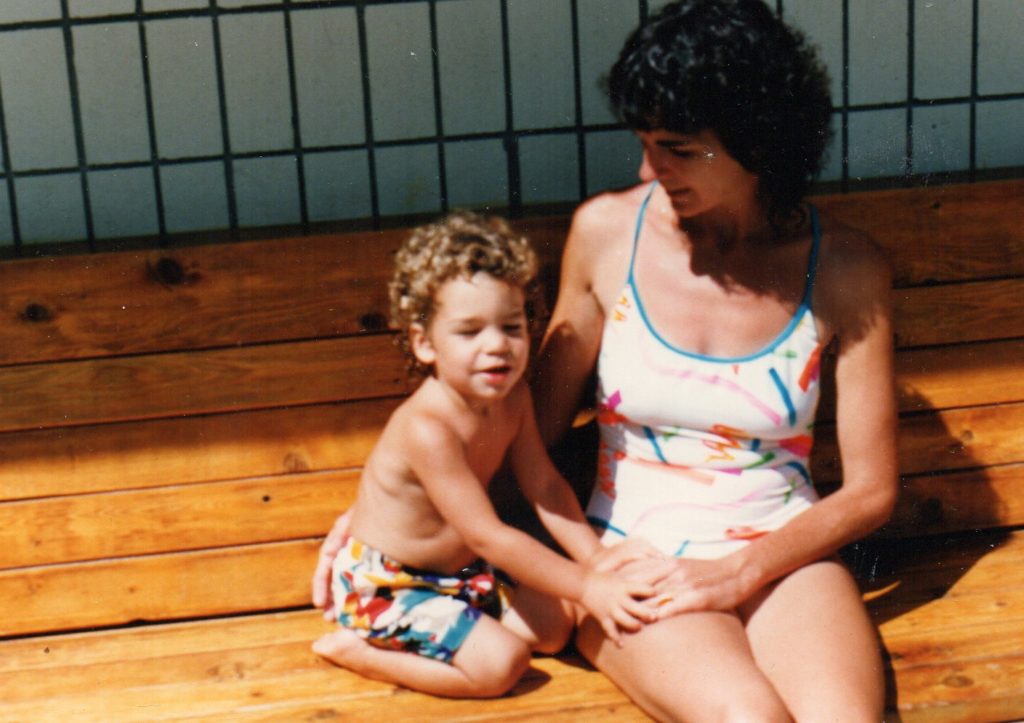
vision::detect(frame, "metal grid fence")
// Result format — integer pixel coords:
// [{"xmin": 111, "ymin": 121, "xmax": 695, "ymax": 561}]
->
[{"xmin": 0, "ymin": 0, "xmax": 1021, "ymax": 255}]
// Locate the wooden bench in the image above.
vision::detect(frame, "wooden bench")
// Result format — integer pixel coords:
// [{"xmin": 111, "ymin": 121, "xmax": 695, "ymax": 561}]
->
[{"xmin": 1, "ymin": 179, "xmax": 1022, "ymax": 721}]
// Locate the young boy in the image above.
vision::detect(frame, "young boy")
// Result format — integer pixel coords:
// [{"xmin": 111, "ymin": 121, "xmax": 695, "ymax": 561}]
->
[{"xmin": 312, "ymin": 212, "xmax": 658, "ymax": 698}]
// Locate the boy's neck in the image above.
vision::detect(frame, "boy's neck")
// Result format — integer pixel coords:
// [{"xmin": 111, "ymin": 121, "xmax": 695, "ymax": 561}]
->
[{"xmin": 424, "ymin": 375, "xmax": 500, "ymax": 418}]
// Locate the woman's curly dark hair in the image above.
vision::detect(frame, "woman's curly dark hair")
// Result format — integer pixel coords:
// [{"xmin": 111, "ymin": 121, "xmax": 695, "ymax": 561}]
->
[{"xmin": 608, "ymin": 0, "xmax": 833, "ymax": 226}]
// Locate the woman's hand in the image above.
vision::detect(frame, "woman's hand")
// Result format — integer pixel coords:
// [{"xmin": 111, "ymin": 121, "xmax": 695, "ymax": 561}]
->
[
  {"xmin": 617, "ymin": 553, "xmax": 759, "ymax": 618},
  {"xmin": 311, "ymin": 510, "xmax": 351, "ymax": 620}
]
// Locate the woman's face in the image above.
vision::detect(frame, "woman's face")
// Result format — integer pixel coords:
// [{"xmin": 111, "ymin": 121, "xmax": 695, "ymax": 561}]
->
[{"xmin": 636, "ymin": 129, "xmax": 759, "ymax": 217}]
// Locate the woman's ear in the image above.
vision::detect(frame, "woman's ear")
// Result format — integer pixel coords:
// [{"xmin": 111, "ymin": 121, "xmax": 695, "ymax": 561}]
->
[{"xmin": 410, "ymin": 323, "xmax": 436, "ymax": 366}]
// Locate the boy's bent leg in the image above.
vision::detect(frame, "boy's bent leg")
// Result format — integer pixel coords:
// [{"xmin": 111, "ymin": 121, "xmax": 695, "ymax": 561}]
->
[
  {"xmin": 575, "ymin": 609, "xmax": 792, "ymax": 723},
  {"xmin": 500, "ymin": 585, "xmax": 574, "ymax": 655},
  {"xmin": 314, "ymin": 616, "xmax": 530, "ymax": 698},
  {"xmin": 741, "ymin": 559, "xmax": 884, "ymax": 722}
]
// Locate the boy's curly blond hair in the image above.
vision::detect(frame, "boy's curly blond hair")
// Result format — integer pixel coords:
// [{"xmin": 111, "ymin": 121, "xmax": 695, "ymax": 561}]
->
[{"xmin": 389, "ymin": 211, "xmax": 539, "ymax": 372}]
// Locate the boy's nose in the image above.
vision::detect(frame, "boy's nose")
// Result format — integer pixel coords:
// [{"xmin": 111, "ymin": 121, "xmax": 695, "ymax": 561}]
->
[{"xmin": 483, "ymin": 328, "xmax": 512, "ymax": 354}]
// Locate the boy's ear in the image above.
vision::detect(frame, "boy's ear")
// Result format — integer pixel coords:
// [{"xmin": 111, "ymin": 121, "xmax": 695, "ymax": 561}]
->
[{"xmin": 410, "ymin": 323, "xmax": 436, "ymax": 366}]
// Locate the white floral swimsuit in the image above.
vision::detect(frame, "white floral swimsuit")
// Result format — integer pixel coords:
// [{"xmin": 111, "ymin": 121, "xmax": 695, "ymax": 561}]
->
[{"xmin": 586, "ymin": 183, "xmax": 824, "ymax": 559}]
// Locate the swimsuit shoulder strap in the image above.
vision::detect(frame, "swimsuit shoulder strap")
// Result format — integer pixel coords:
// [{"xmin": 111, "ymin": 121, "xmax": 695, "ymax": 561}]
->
[
  {"xmin": 627, "ymin": 181, "xmax": 659, "ymax": 283},
  {"xmin": 801, "ymin": 204, "xmax": 822, "ymax": 311}
]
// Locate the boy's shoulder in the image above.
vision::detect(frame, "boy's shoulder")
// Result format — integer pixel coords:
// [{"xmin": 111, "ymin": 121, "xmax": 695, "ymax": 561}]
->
[{"xmin": 388, "ymin": 381, "xmax": 460, "ymax": 449}]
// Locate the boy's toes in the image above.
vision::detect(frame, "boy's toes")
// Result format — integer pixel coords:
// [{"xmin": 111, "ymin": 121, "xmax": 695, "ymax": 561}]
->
[{"xmin": 313, "ymin": 629, "xmax": 365, "ymax": 666}]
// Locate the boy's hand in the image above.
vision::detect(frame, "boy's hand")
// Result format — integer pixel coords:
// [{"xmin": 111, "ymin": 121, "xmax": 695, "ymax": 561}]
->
[
  {"xmin": 579, "ymin": 569, "xmax": 659, "ymax": 646},
  {"xmin": 311, "ymin": 510, "xmax": 351, "ymax": 620},
  {"xmin": 587, "ymin": 537, "xmax": 668, "ymax": 574}
]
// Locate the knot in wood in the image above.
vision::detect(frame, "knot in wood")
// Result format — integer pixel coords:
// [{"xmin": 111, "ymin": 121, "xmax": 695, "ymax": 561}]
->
[
  {"xmin": 359, "ymin": 312, "xmax": 388, "ymax": 332},
  {"xmin": 22, "ymin": 303, "xmax": 52, "ymax": 323},
  {"xmin": 153, "ymin": 257, "xmax": 187, "ymax": 286},
  {"xmin": 916, "ymin": 497, "xmax": 944, "ymax": 526}
]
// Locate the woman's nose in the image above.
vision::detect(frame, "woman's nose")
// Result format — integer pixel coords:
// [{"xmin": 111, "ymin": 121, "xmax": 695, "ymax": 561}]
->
[{"xmin": 638, "ymin": 149, "xmax": 657, "ymax": 182}]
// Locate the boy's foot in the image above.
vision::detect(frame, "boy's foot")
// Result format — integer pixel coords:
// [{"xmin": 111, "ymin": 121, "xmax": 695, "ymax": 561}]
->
[{"xmin": 313, "ymin": 629, "xmax": 367, "ymax": 668}]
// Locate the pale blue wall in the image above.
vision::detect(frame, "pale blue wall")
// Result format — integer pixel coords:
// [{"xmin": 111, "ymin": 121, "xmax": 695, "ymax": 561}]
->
[{"xmin": 0, "ymin": 0, "xmax": 1021, "ymax": 251}]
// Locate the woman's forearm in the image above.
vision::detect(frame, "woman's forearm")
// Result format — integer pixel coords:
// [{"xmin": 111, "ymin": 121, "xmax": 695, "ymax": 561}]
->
[{"xmin": 733, "ymin": 482, "xmax": 896, "ymax": 595}]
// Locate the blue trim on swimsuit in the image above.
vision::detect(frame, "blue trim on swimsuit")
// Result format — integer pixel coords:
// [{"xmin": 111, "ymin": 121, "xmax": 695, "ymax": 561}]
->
[{"xmin": 625, "ymin": 181, "xmax": 822, "ymax": 364}]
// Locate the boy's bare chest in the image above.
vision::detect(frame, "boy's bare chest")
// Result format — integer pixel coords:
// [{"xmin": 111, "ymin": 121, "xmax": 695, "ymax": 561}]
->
[{"xmin": 458, "ymin": 415, "xmax": 518, "ymax": 482}]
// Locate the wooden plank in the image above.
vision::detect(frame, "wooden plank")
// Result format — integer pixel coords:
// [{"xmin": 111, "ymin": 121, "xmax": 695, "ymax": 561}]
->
[
  {"xmin": 813, "ymin": 401, "xmax": 1024, "ymax": 481},
  {"xmin": 11, "ymin": 461, "xmax": 1018, "ymax": 573},
  {"xmin": 814, "ymin": 338, "xmax": 1023, "ymax": 421},
  {"xmin": 1, "ymin": 180, "xmax": 1019, "ymax": 367},
  {"xmin": 0, "ymin": 614, "xmax": 645, "ymax": 723},
  {"xmin": 881, "ymin": 592, "xmax": 1024, "ymax": 667},
  {"xmin": 0, "ymin": 397, "xmax": 397, "ymax": 502},
  {"xmin": 0, "ymin": 230, "xmax": 406, "ymax": 366},
  {"xmin": 894, "ymin": 278, "xmax": 1024, "ymax": 348},
  {"xmin": 890, "ymin": 656, "xmax": 1024, "ymax": 723},
  {"xmin": 0, "ymin": 470, "xmax": 357, "ymax": 569},
  {"xmin": 1, "ymin": 336, "xmax": 1017, "ymax": 437},
  {"xmin": 813, "ymin": 179, "xmax": 1024, "ymax": 286},
  {"xmin": 0, "ymin": 540, "xmax": 320, "ymax": 637},
  {"xmin": 0, "ymin": 335, "xmax": 410, "ymax": 433},
  {"xmin": 886, "ymin": 464, "xmax": 1024, "ymax": 537},
  {"xmin": 896, "ymin": 338, "xmax": 1024, "ymax": 411},
  {"xmin": 860, "ymin": 530, "xmax": 1024, "ymax": 608}
]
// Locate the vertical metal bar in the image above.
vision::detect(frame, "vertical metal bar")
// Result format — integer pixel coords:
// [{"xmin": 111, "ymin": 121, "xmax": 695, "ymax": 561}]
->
[
  {"xmin": 355, "ymin": 2, "xmax": 381, "ymax": 228},
  {"xmin": 0, "ymin": 77, "xmax": 21, "ymax": 255},
  {"xmin": 136, "ymin": 0, "xmax": 168, "ymax": 244},
  {"xmin": 840, "ymin": 0, "xmax": 850, "ymax": 190},
  {"xmin": 60, "ymin": 0, "xmax": 96, "ymax": 250},
  {"xmin": 776, "ymin": 0, "xmax": 784, "ymax": 18},
  {"xmin": 499, "ymin": 0, "xmax": 521, "ymax": 216},
  {"xmin": 570, "ymin": 0, "xmax": 587, "ymax": 201},
  {"xmin": 282, "ymin": 0, "xmax": 310, "ymax": 230},
  {"xmin": 904, "ymin": 0, "xmax": 915, "ymax": 183},
  {"xmin": 209, "ymin": 0, "xmax": 238, "ymax": 233},
  {"xmin": 639, "ymin": 0, "xmax": 650, "ymax": 23},
  {"xmin": 427, "ymin": 0, "xmax": 449, "ymax": 213},
  {"xmin": 969, "ymin": 0, "xmax": 979, "ymax": 182}
]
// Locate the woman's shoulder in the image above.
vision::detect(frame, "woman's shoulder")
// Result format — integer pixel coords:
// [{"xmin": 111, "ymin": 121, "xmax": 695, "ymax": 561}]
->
[
  {"xmin": 565, "ymin": 183, "xmax": 650, "ymax": 264},
  {"xmin": 811, "ymin": 207, "xmax": 893, "ymax": 334},
  {"xmin": 813, "ymin": 209, "xmax": 891, "ymax": 284},
  {"xmin": 571, "ymin": 183, "xmax": 650, "ymax": 239}
]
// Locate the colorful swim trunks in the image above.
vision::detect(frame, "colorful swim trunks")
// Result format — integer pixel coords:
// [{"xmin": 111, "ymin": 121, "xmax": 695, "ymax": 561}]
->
[{"xmin": 331, "ymin": 536, "xmax": 513, "ymax": 663}]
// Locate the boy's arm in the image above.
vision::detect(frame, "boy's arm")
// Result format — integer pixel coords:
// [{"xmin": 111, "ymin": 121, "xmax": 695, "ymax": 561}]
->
[
  {"xmin": 506, "ymin": 385, "xmax": 605, "ymax": 565},
  {"xmin": 409, "ymin": 411, "xmax": 589, "ymax": 600},
  {"xmin": 408, "ymin": 410, "xmax": 655, "ymax": 641}
]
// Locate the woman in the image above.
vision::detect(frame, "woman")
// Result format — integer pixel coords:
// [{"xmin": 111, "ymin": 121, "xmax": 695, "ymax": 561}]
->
[
  {"xmin": 316, "ymin": 1, "xmax": 897, "ymax": 718},
  {"xmin": 534, "ymin": 1, "xmax": 897, "ymax": 719}
]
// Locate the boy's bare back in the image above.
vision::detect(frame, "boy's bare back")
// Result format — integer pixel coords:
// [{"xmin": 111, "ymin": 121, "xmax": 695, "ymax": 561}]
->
[{"xmin": 347, "ymin": 374, "xmax": 529, "ymax": 574}]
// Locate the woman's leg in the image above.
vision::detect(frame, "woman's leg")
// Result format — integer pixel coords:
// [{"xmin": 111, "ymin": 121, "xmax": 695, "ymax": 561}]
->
[
  {"xmin": 575, "ymin": 609, "xmax": 792, "ymax": 723},
  {"xmin": 314, "ymin": 614, "xmax": 530, "ymax": 698},
  {"xmin": 740, "ymin": 559, "xmax": 884, "ymax": 722}
]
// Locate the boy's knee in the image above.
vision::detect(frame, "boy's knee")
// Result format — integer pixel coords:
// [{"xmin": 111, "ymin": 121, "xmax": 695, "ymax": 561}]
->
[
  {"xmin": 532, "ymin": 610, "xmax": 574, "ymax": 655},
  {"xmin": 464, "ymin": 641, "xmax": 531, "ymax": 697}
]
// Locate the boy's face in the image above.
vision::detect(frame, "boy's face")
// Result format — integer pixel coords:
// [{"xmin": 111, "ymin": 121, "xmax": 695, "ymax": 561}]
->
[{"xmin": 411, "ymin": 273, "xmax": 529, "ymax": 406}]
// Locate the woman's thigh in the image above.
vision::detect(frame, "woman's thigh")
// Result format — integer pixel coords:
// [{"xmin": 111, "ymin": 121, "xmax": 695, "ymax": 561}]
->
[
  {"xmin": 740, "ymin": 559, "xmax": 884, "ymax": 722},
  {"xmin": 575, "ymin": 609, "xmax": 791, "ymax": 723}
]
